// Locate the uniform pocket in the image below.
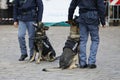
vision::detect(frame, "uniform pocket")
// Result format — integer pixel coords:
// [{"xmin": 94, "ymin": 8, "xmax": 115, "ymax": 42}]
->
[{"xmin": 85, "ymin": 11, "xmax": 99, "ymax": 25}]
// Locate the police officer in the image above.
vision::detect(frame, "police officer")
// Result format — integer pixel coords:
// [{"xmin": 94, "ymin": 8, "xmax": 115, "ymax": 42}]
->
[
  {"xmin": 13, "ymin": 0, "xmax": 43, "ymax": 61},
  {"xmin": 68, "ymin": 0, "xmax": 106, "ymax": 68}
]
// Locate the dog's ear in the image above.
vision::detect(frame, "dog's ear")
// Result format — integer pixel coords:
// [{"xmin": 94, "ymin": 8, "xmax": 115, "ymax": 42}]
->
[{"xmin": 38, "ymin": 22, "xmax": 44, "ymax": 28}]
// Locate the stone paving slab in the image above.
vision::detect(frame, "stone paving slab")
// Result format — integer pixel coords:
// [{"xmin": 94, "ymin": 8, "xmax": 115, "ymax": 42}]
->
[{"xmin": 0, "ymin": 25, "xmax": 120, "ymax": 80}]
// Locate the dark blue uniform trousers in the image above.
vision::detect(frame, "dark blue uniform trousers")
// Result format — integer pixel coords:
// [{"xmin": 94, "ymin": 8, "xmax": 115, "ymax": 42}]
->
[{"xmin": 78, "ymin": 11, "xmax": 100, "ymax": 66}]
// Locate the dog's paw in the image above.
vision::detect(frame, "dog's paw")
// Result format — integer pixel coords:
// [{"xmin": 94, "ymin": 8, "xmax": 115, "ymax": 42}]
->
[
  {"xmin": 29, "ymin": 58, "xmax": 35, "ymax": 62},
  {"xmin": 36, "ymin": 60, "xmax": 40, "ymax": 64}
]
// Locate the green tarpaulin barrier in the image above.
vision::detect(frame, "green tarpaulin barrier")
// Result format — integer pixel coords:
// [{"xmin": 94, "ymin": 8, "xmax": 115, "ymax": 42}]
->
[{"xmin": 44, "ymin": 21, "xmax": 70, "ymax": 27}]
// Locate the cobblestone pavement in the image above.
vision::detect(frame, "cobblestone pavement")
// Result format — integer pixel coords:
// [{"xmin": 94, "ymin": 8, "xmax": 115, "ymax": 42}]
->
[{"xmin": 0, "ymin": 25, "xmax": 120, "ymax": 80}]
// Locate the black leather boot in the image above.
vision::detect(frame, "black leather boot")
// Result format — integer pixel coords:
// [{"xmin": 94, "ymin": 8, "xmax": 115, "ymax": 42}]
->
[{"xmin": 19, "ymin": 54, "xmax": 28, "ymax": 61}]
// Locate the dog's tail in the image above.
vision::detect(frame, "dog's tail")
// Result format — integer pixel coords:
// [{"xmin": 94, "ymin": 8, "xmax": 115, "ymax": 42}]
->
[{"xmin": 42, "ymin": 67, "xmax": 62, "ymax": 72}]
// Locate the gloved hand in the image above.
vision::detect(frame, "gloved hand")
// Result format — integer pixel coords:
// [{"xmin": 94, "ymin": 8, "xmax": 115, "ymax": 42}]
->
[{"xmin": 66, "ymin": 20, "xmax": 77, "ymax": 26}]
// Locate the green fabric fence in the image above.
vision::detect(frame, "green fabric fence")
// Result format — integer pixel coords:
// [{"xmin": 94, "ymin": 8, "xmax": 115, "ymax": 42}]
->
[{"xmin": 44, "ymin": 21, "xmax": 70, "ymax": 27}]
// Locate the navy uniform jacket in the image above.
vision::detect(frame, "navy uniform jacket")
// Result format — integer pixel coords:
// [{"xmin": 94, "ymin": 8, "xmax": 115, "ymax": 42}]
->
[
  {"xmin": 68, "ymin": 0, "xmax": 105, "ymax": 25},
  {"xmin": 13, "ymin": 0, "xmax": 43, "ymax": 22}
]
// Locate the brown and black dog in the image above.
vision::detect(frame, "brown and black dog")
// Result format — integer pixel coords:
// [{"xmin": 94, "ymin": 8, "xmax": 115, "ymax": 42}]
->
[
  {"xmin": 42, "ymin": 34, "xmax": 79, "ymax": 72},
  {"xmin": 30, "ymin": 23, "xmax": 56, "ymax": 64}
]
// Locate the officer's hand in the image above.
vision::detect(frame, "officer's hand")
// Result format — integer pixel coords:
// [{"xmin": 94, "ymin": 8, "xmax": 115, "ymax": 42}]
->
[
  {"xmin": 102, "ymin": 25, "xmax": 106, "ymax": 28},
  {"xmin": 66, "ymin": 20, "xmax": 76, "ymax": 26},
  {"xmin": 13, "ymin": 22, "xmax": 18, "ymax": 28}
]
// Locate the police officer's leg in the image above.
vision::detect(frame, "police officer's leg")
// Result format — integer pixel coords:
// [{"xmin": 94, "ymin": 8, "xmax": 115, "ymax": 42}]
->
[
  {"xmin": 79, "ymin": 23, "xmax": 89, "ymax": 67},
  {"xmin": 18, "ymin": 21, "xmax": 28, "ymax": 61},
  {"xmin": 26, "ymin": 21, "xmax": 35, "ymax": 58},
  {"xmin": 88, "ymin": 24, "xmax": 99, "ymax": 66}
]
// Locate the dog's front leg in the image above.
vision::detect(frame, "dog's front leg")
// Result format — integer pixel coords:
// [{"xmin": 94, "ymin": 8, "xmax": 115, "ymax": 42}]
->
[
  {"xmin": 68, "ymin": 54, "xmax": 78, "ymax": 69},
  {"xmin": 36, "ymin": 44, "xmax": 43, "ymax": 64},
  {"xmin": 30, "ymin": 50, "xmax": 36, "ymax": 62},
  {"xmin": 36, "ymin": 50, "xmax": 42, "ymax": 64}
]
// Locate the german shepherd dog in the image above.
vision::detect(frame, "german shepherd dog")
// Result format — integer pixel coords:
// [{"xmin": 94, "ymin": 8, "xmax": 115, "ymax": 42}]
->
[
  {"xmin": 42, "ymin": 36, "xmax": 79, "ymax": 72},
  {"xmin": 59, "ymin": 37, "xmax": 79, "ymax": 69},
  {"xmin": 30, "ymin": 23, "xmax": 56, "ymax": 64},
  {"xmin": 42, "ymin": 16, "xmax": 80, "ymax": 71}
]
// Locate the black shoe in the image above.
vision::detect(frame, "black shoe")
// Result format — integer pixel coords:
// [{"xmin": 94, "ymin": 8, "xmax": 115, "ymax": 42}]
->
[
  {"xmin": 88, "ymin": 64, "xmax": 97, "ymax": 69},
  {"xmin": 80, "ymin": 64, "xmax": 88, "ymax": 68},
  {"xmin": 19, "ymin": 54, "xmax": 28, "ymax": 61}
]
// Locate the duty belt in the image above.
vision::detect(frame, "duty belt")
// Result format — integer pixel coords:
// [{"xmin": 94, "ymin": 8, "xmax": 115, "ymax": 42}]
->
[
  {"xmin": 79, "ymin": 8, "xmax": 97, "ymax": 13},
  {"xmin": 20, "ymin": 8, "xmax": 35, "ymax": 15}
]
